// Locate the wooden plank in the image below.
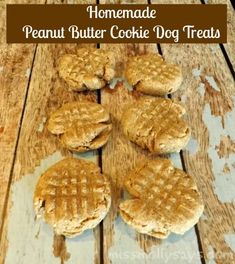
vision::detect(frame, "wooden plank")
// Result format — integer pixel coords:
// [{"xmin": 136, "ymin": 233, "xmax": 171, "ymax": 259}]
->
[
  {"xmin": 0, "ymin": 0, "xmax": 45, "ymax": 231},
  {"xmin": 152, "ymin": 0, "xmax": 235, "ymax": 263},
  {"xmin": 0, "ymin": 1, "xmax": 102, "ymax": 264},
  {"xmin": 0, "ymin": 2, "xmax": 5, "ymax": 44},
  {"xmin": 206, "ymin": 0, "xmax": 235, "ymax": 70},
  {"xmin": 0, "ymin": 44, "xmax": 36, "ymax": 228},
  {"xmin": 100, "ymin": 1, "xmax": 202, "ymax": 264},
  {"xmin": 0, "ymin": 43, "xmax": 101, "ymax": 264}
]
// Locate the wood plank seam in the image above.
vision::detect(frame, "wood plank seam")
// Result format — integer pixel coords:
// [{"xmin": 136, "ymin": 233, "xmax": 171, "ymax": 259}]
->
[
  {"xmin": 95, "ymin": 39, "xmax": 105, "ymax": 264},
  {"xmin": 164, "ymin": 44, "xmax": 207, "ymax": 263},
  {"xmin": 159, "ymin": 39, "xmax": 205, "ymax": 259},
  {"xmin": 151, "ymin": 1, "xmax": 235, "ymax": 263},
  {"xmin": 179, "ymin": 151, "xmax": 206, "ymax": 264},
  {"xmin": 200, "ymin": 0, "xmax": 235, "ymax": 79},
  {"xmin": 155, "ymin": 23, "xmax": 206, "ymax": 263},
  {"xmin": 230, "ymin": 0, "xmax": 235, "ymax": 9},
  {"xmin": 0, "ymin": 43, "xmax": 38, "ymax": 244},
  {"xmin": 218, "ymin": 44, "xmax": 235, "ymax": 79}
]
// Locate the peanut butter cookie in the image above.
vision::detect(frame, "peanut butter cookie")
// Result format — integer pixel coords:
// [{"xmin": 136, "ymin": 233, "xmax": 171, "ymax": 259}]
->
[
  {"xmin": 125, "ymin": 53, "xmax": 182, "ymax": 96},
  {"xmin": 119, "ymin": 159, "xmax": 204, "ymax": 238},
  {"xmin": 34, "ymin": 158, "xmax": 111, "ymax": 237},
  {"xmin": 58, "ymin": 48, "xmax": 116, "ymax": 91},
  {"xmin": 121, "ymin": 97, "xmax": 190, "ymax": 154},
  {"xmin": 47, "ymin": 101, "xmax": 112, "ymax": 152}
]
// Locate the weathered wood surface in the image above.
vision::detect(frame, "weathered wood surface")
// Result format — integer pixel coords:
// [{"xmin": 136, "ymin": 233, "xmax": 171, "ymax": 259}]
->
[
  {"xmin": 0, "ymin": 0, "xmax": 234, "ymax": 263},
  {"xmin": 152, "ymin": 0, "xmax": 235, "ymax": 263},
  {"xmin": 207, "ymin": 0, "xmax": 235, "ymax": 70},
  {"xmin": 0, "ymin": 0, "xmax": 46, "ymax": 235},
  {"xmin": 100, "ymin": 1, "xmax": 202, "ymax": 264},
  {"xmin": 0, "ymin": 43, "xmax": 101, "ymax": 264},
  {"xmin": 0, "ymin": 44, "xmax": 36, "ymax": 228},
  {"xmin": 0, "ymin": 1, "xmax": 102, "ymax": 264},
  {"xmin": 0, "ymin": 43, "xmax": 101, "ymax": 263}
]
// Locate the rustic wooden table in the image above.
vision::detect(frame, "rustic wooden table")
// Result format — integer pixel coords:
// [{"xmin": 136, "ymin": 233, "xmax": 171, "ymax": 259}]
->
[{"xmin": 0, "ymin": 0, "xmax": 234, "ymax": 263}]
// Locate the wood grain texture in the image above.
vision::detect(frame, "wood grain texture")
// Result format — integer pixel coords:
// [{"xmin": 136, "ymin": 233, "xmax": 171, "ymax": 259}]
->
[
  {"xmin": 0, "ymin": 0, "xmax": 45, "ymax": 232},
  {"xmin": 100, "ymin": 2, "xmax": 202, "ymax": 264},
  {"xmin": 206, "ymin": 0, "xmax": 235, "ymax": 70},
  {"xmin": 1, "ymin": 0, "xmax": 234, "ymax": 263},
  {"xmin": 0, "ymin": 42, "xmax": 102, "ymax": 263},
  {"xmin": 0, "ymin": 1, "xmax": 102, "ymax": 264},
  {"xmin": 0, "ymin": 44, "xmax": 36, "ymax": 228},
  {"xmin": 0, "ymin": 3, "xmax": 5, "ymax": 44},
  {"xmin": 100, "ymin": 48, "xmax": 202, "ymax": 264},
  {"xmin": 152, "ymin": 1, "xmax": 235, "ymax": 263}
]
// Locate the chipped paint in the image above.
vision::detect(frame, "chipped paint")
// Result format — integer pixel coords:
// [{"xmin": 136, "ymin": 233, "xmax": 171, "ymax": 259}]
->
[
  {"xmin": 224, "ymin": 234, "xmax": 235, "ymax": 253},
  {"xmin": 185, "ymin": 138, "xmax": 199, "ymax": 156},
  {"xmin": 207, "ymin": 246, "xmax": 216, "ymax": 264},
  {"xmin": 25, "ymin": 68, "xmax": 31, "ymax": 78},
  {"xmin": 180, "ymin": 94, "xmax": 187, "ymax": 103},
  {"xmin": 5, "ymin": 152, "xmax": 62, "ymax": 264},
  {"xmin": 108, "ymin": 218, "xmax": 201, "ymax": 264},
  {"xmin": 192, "ymin": 67, "xmax": 203, "ymax": 78},
  {"xmin": 73, "ymin": 150, "xmax": 97, "ymax": 163},
  {"xmin": 37, "ymin": 117, "xmax": 47, "ymax": 133},
  {"xmin": 209, "ymin": 46, "xmax": 219, "ymax": 54},
  {"xmin": 109, "ymin": 77, "xmax": 133, "ymax": 91},
  {"xmin": 169, "ymin": 152, "xmax": 183, "ymax": 169},
  {"xmin": 123, "ymin": 78, "xmax": 133, "ymax": 91},
  {"xmin": 197, "ymin": 82, "xmax": 205, "ymax": 97},
  {"xmin": 66, "ymin": 230, "xmax": 96, "ymax": 264},
  {"xmin": 109, "ymin": 77, "xmax": 124, "ymax": 89},
  {"xmin": 205, "ymin": 76, "xmax": 220, "ymax": 92},
  {"xmin": 203, "ymin": 76, "xmax": 233, "ymax": 118},
  {"xmin": 5, "ymin": 152, "xmax": 97, "ymax": 264},
  {"xmin": 202, "ymin": 102, "xmax": 235, "ymax": 203},
  {"xmin": 222, "ymin": 163, "xmax": 230, "ymax": 174},
  {"xmin": 216, "ymin": 135, "xmax": 235, "ymax": 159},
  {"xmin": 200, "ymin": 213, "xmax": 208, "ymax": 221}
]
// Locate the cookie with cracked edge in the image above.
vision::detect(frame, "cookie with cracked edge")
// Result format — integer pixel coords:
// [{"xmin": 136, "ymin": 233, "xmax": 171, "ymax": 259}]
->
[
  {"xmin": 58, "ymin": 48, "xmax": 116, "ymax": 91},
  {"xmin": 119, "ymin": 159, "xmax": 204, "ymax": 238},
  {"xmin": 121, "ymin": 97, "xmax": 191, "ymax": 154},
  {"xmin": 47, "ymin": 101, "xmax": 112, "ymax": 152},
  {"xmin": 125, "ymin": 53, "xmax": 182, "ymax": 96},
  {"xmin": 34, "ymin": 158, "xmax": 111, "ymax": 237}
]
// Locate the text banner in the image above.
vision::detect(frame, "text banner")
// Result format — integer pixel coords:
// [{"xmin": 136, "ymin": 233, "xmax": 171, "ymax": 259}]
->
[{"xmin": 6, "ymin": 4, "xmax": 227, "ymax": 43}]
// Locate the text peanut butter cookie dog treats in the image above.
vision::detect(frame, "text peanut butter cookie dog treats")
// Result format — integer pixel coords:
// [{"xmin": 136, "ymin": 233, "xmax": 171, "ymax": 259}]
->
[
  {"xmin": 125, "ymin": 53, "xmax": 182, "ymax": 96},
  {"xmin": 47, "ymin": 101, "xmax": 112, "ymax": 152},
  {"xmin": 34, "ymin": 158, "xmax": 111, "ymax": 237},
  {"xmin": 58, "ymin": 48, "xmax": 116, "ymax": 91},
  {"xmin": 121, "ymin": 97, "xmax": 191, "ymax": 154},
  {"xmin": 119, "ymin": 159, "xmax": 204, "ymax": 238}
]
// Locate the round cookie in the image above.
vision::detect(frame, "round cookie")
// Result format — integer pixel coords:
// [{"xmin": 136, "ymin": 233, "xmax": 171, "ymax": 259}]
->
[
  {"xmin": 121, "ymin": 97, "xmax": 191, "ymax": 154},
  {"xmin": 58, "ymin": 48, "xmax": 116, "ymax": 91},
  {"xmin": 125, "ymin": 53, "xmax": 182, "ymax": 96},
  {"xmin": 34, "ymin": 158, "xmax": 111, "ymax": 237},
  {"xmin": 47, "ymin": 101, "xmax": 112, "ymax": 152},
  {"xmin": 119, "ymin": 159, "xmax": 204, "ymax": 238}
]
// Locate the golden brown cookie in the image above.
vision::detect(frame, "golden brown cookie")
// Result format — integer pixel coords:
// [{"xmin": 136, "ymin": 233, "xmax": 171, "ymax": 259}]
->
[
  {"xmin": 119, "ymin": 159, "xmax": 204, "ymax": 238},
  {"xmin": 125, "ymin": 53, "xmax": 182, "ymax": 96},
  {"xmin": 47, "ymin": 101, "xmax": 112, "ymax": 152},
  {"xmin": 121, "ymin": 97, "xmax": 191, "ymax": 154},
  {"xmin": 34, "ymin": 158, "xmax": 111, "ymax": 237},
  {"xmin": 58, "ymin": 48, "xmax": 116, "ymax": 91}
]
